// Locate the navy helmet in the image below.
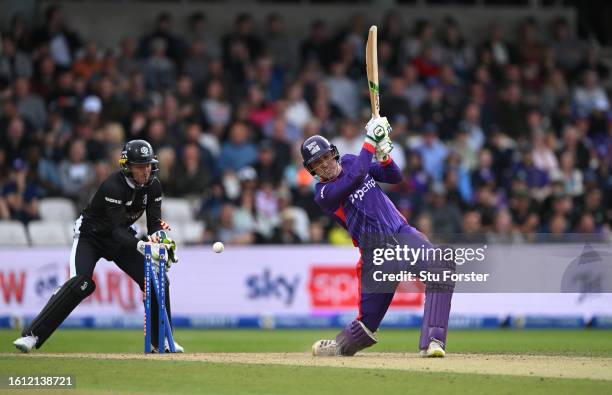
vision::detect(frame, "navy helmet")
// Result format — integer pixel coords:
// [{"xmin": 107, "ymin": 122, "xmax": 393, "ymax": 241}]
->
[
  {"xmin": 301, "ymin": 135, "xmax": 339, "ymax": 176},
  {"xmin": 119, "ymin": 139, "xmax": 159, "ymax": 186}
]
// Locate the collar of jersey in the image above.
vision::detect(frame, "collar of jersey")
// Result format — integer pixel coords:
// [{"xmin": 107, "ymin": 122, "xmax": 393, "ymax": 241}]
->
[
  {"xmin": 319, "ymin": 168, "xmax": 344, "ymax": 184},
  {"xmin": 123, "ymin": 174, "xmax": 137, "ymax": 189}
]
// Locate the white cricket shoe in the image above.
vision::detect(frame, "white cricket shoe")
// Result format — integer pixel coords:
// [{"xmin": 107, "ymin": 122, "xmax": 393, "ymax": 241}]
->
[
  {"xmin": 172, "ymin": 340, "xmax": 184, "ymax": 353},
  {"xmin": 312, "ymin": 339, "xmax": 340, "ymax": 356},
  {"xmin": 419, "ymin": 339, "xmax": 446, "ymax": 358},
  {"xmin": 152, "ymin": 340, "xmax": 184, "ymax": 353},
  {"xmin": 13, "ymin": 335, "xmax": 38, "ymax": 353}
]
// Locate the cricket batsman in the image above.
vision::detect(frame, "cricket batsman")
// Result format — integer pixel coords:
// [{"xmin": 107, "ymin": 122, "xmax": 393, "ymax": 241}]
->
[
  {"xmin": 303, "ymin": 117, "xmax": 454, "ymax": 357},
  {"xmin": 13, "ymin": 139, "xmax": 183, "ymax": 353}
]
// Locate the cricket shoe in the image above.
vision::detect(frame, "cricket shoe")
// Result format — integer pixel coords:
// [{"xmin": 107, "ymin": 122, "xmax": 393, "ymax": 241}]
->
[
  {"xmin": 419, "ymin": 339, "xmax": 445, "ymax": 358},
  {"xmin": 152, "ymin": 340, "xmax": 184, "ymax": 353},
  {"xmin": 312, "ymin": 339, "xmax": 340, "ymax": 356},
  {"xmin": 13, "ymin": 335, "xmax": 38, "ymax": 353}
]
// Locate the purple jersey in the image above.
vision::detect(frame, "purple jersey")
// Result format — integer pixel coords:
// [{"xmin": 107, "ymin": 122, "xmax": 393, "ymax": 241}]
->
[{"xmin": 314, "ymin": 143, "xmax": 407, "ymax": 245}]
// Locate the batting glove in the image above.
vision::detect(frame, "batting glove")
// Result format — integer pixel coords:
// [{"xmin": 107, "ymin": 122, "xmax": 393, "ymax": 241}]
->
[
  {"xmin": 375, "ymin": 136, "xmax": 394, "ymax": 162},
  {"xmin": 365, "ymin": 116, "xmax": 391, "ymax": 147}
]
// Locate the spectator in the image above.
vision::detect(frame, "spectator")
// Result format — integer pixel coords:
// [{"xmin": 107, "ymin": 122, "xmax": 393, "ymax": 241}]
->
[
  {"xmin": 418, "ymin": 78, "xmax": 455, "ymax": 139},
  {"xmin": 144, "ymin": 38, "xmax": 176, "ymax": 92},
  {"xmin": 270, "ymin": 210, "xmax": 302, "ymax": 244},
  {"xmin": 487, "ymin": 209, "xmax": 524, "ymax": 244},
  {"xmin": 14, "ymin": 78, "xmax": 47, "ymax": 130},
  {"xmin": 401, "ymin": 63, "xmax": 428, "ymax": 112},
  {"xmin": 381, "ymin": 76, "xmax": 411, "ymax": 124},
  {"xmin": 331, "ymin": 119, "xmax": 362, "ymax": 156},
  {"xmin": 200, "ymin": 79, "xmax": 230, "ymax": 136},
  {"xmin": 254, "ymin": 140, "xmax": 284, "ymax": 187},
  {"xmin": 495, "ymin": 83, "xmax": 529, "ymax": 142},
  {"xmin": 531, "ymin": 131, "xmax": 559, "ymax": 175},
  {"xmin": 479, "ymin": 23, "xmax": 516, "ymax": 75},
  {"xmin": 72, "ymin": 41, "xmax": 103, "ymax": 80},
  {"xmin": 284, "ymin": 82, "xmax": 312, "ymax": 133},
  {"xmin": 246, "ymin": 84, "xmax": 275, "ymax": 129},
  {"xmin": 300, "ymin": 20, "xmax": 334, "ymax": 69},
  {"xmin": 175, "ymin": 75, "xmax": 198, "ymax": 121},
  {"xmin": 0, "ymin": 35, "xmax": 33, "ymax": 88},
  {"xmin": 2, "ymin": 159, "xmax": 39, "ymax": 223},
  {"xmin": 58, "ymin": 139, "xmax": 94, "ymax": 207},
  {"xmin": 418, "ymin": 124, "xmax": 448, "ymax": 182},
  {"xmin": 424, "ymin": 184, "xmax": 462, "ymax": 235},
  {"xmin": 550, "ymin": 17, "xmax": 585, "ymax": 72},
  {"xmin": 573, "ymin": 70, "xmax": 609, "ymax": 116},
  {"xmin": 97, "ymin": 75, "xmax": 126, "ymax": 123},
  {"xmin": 215, "ymin": 203, "xmax": 254, "ymax": 244},
  {"xmin": 138, "ymin": 12, "xmax": 187, "ymax": 66},
  {"xmin": 182, "ymin": 40, "xmax": 210, "ymax": 94},
  {"xmin": 2, "ymin": 116, "xmax": 32, "ymax": 164},
  {"xmin": 326, "ymin": 62, "xmax": 359, "ymax": 119},
  {"xmin": 187, "ymin": 12, "xmax": 221, "ymax": 60},
  {"xmin": 169, "ymin": 143, "xmax": 213, "ymax": 197},
  {"xmin": 551, "ymin": 150, "xmax": 584, "ymax": 197},
  {"xmin": 219, "ymin": 122, "xmax": 257, "ymax": 172},
  {"xmin": 32, "ymin": 5, "xmax": 82, "ymax": 69},
  {"xmin": 117, "ymin": 38, "xmax": 141, "ymax": 77},
  {"xmin": 264, "ymin": 13, "xmax": 296, "ymax": 77}
]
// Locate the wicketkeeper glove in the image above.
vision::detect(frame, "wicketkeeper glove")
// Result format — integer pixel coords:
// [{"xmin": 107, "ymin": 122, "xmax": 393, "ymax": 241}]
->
[
  {"xmin": 375, "ymin": 136, "xmax": 394, "ymax": 162},
  {"xmin": 148, "ymin": 230, "xmax": 179, "ymax": 265},
  {"xmin": 365, "ymin": 116, "xmax": 392, "ymax": 147}
]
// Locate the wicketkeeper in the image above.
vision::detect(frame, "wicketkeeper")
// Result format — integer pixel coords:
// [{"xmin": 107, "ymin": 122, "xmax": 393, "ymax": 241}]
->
[
  {"xmin": 13, "ymin": 139, "xmax": 183, "ymax": 353},
  {"xmin": 303, "ymin": 117, "xmax": 455, "ymax": 357}
]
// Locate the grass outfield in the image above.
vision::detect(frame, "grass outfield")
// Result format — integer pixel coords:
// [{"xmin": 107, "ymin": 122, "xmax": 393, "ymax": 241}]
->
[{"xmin": 1, "ymin": 329, "xmax": 611, "ymax": 394}]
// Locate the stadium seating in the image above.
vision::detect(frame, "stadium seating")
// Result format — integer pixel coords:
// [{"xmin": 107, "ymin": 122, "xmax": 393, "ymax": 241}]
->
[
  {"xmin": 176, "ymin": 221, "xmax": 205, "ymax": 245},
  {"xmin": 0, "ymin": 221, "xmax": 30, "ymax": 246},
  {"xmin": 28, "ymin": 221, "xmax": 73, "ymax": 246},
  {"xmin": 38, "ymin": 198, "xmax": 77, "ymax": 222},
  {"xmin": 161, "ymin": 198, "xmax": 195, "ymax": 223}
]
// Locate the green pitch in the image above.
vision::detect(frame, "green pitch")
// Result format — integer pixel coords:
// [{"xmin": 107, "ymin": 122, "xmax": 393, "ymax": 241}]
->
[{"xmin": 1, "ymin": 329, "xmax": 611, "ymax": 394}]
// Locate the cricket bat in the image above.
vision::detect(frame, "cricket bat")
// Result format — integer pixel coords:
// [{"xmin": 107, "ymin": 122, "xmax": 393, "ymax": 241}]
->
[{"xmin": 366, "ymin": 25, "xmax": 380, "ymax": 118}]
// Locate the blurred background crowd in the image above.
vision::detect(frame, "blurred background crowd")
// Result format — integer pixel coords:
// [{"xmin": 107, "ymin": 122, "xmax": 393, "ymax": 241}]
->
[{"xmin": 1, "ymin": 5, "xmax": 611, "ymax": 245}]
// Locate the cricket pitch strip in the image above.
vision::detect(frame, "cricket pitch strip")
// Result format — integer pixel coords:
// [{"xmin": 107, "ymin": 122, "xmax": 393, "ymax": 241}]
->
[{"xmin": 13, "ymin": 352, "xmax": 612, "ymax": 381}]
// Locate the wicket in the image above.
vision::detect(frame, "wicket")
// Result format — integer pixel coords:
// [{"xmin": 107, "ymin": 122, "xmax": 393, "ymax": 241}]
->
[{"xmin": 144, "ymin": 244, "xmax": 176, "ymax": 353}]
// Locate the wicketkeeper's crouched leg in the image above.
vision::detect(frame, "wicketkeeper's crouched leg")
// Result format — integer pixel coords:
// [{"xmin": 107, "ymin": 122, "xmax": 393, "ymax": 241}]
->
[
  {"xmin": 22, "ymin": 275, "xmax": 96, "ymax": 349},
  {"xmin": 21, "ymin": 236, "xmax": 99, "ymax": 349}
]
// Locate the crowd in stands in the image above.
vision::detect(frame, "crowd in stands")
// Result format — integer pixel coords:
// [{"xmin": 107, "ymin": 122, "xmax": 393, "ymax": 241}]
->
[{"xmin": 1, "ymin": 6, "xmax": 611, "ymax": 245}]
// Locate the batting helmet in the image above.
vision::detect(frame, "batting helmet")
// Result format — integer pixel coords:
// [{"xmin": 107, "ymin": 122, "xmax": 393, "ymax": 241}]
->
[
  {"xmin": 119, "ymin": 139, "xmax": 159, "ymax": 186},
  {"xmin": 301, "ymin": 135, "xmax": 339, "ymax": 176}
]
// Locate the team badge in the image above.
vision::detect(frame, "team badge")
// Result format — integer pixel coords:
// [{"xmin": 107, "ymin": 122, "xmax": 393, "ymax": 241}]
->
[{"xmin": 306, "ymin": 142, "xmax": 320, "ymax": 155}]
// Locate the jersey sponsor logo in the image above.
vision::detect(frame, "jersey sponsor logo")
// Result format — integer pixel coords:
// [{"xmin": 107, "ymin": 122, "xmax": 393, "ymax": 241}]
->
[
  {"xmin": 306, "ymin": 141, "xmax": 321, "ymax": 155},
  {"xmin": 105, "ymin": 196, "xmax": 122, "ymax": 204},
  {"xmin": 349, "ymin": 176, "xmax": 376, "ymax": 204}
]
